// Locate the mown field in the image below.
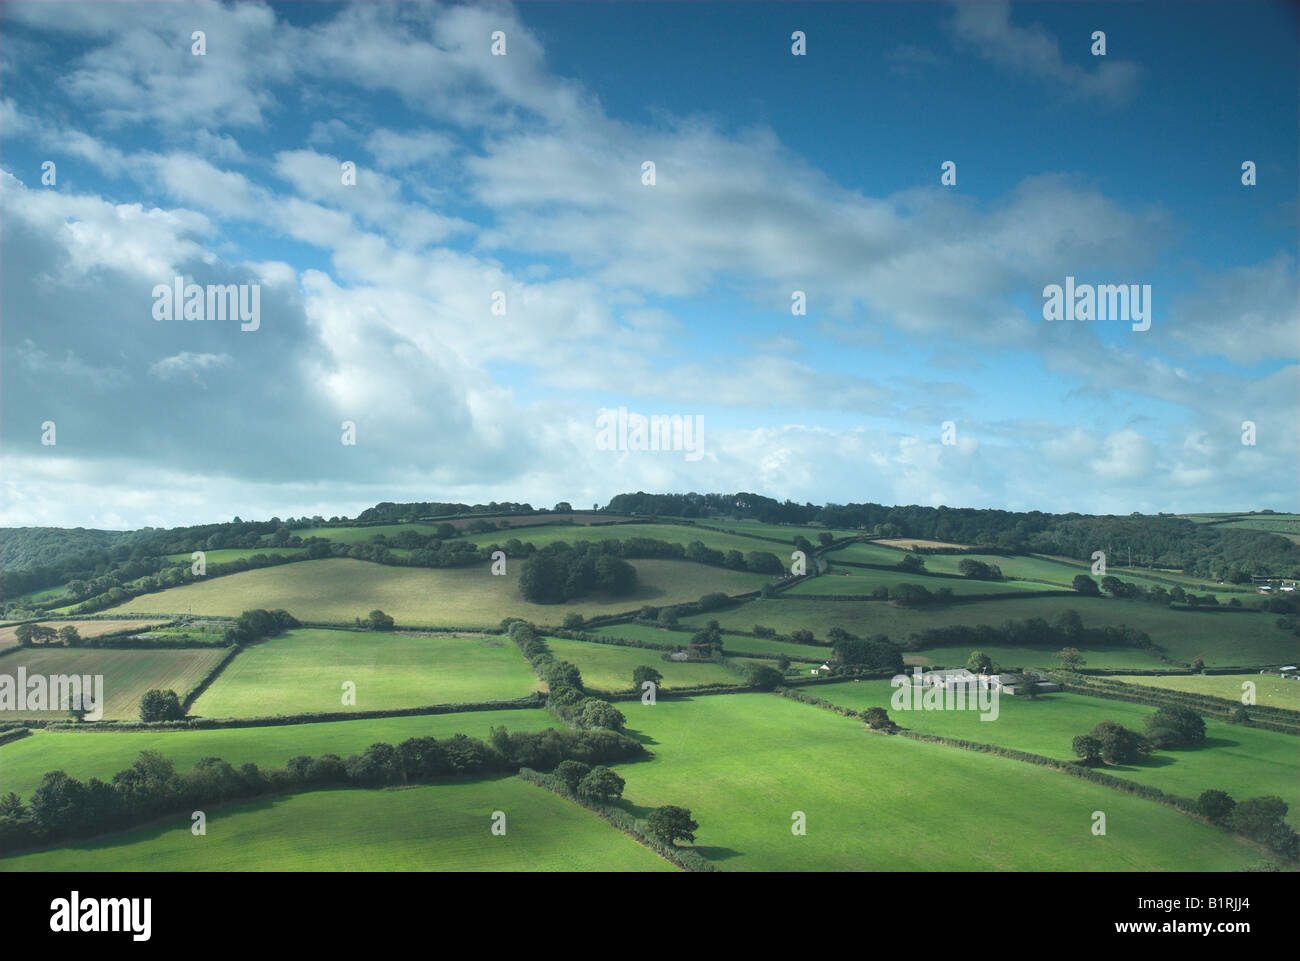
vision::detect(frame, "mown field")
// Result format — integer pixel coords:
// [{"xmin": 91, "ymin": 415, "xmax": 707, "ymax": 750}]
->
[
  {"xmin": 0, "ymin": 777, "xmax": 674, "ymax": 872},
  {"xmin": 610, "ymin": 694, "xmax": 1267, "ymax": 870},
  {"xmin": 192, "ymin": 629, "xmax": 542, "ymax": 718},
  {"xmin": 0, "ymin": 647, "xmax": 227, "ymax": 720},
  {"xmin": 1119, "ymin": 673, "xmax": 1300, "ymax": 711},
  {"xmin": 681, "ymin": 595, "xmax": 1296, "ymax": 667},
  {"xmin": 542, "ymin": 636, "xmax": 755, "ymax": 693},
  {"xmin": 810, "ymin": 680, "xmax": 1300, "ymax": 826},
  {"xmin": 0, "ymin": 709, "xmax": 558, "ymax": 801},
  {"xmin": 785, "ymin": 568, "xmax": 1053, "ymax": 597},
  {"xmin": 0, "ymin": 618, "xmax": 169, "ymax": 650},
  {"xmin": 115, "ymin": 558, "xmax": 771, "ymax": 627}
]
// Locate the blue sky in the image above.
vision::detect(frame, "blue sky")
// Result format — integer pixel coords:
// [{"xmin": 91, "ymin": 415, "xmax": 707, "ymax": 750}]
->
[{"xmin": 1, "ymin": 0, "xmax": 1296, "ymax": 528}]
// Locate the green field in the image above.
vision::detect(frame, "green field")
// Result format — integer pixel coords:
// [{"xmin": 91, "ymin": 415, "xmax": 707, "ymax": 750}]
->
[
  {"xmin": 163, "ymin": 548, "xmax": 305, "ymax": 564},
  {"xmin": 192, "ymin": 629, "xmax": 541, "ymax": 718},
  {"xmin": 811, "ymin": 680, "xmax": 1300, "ymax": 825},
  {"xmin": 825, "ymin": 541, "xmax": 912, "ymax": 566},
  {"xmin": 584, "ymin": 623, "xmax": 830, "ymax": 662},
  {"xmin": 681, "ymin": 595, "xmax": 1297, "ymax": 667},
  {"xmin": 903, "ymin": 643, "xmax": 1164, "ymax": 670},
  {"xmin": 609, "ymin": 694, "xmax": 1267, "ymax": 870},
  {"xmin": 0, "ymin": 777, "xmax": 674, "ymax": 872},
  {"xmin": 0, "ymin": 708, "xmax": 558, "ymax": 801},
  {"xmin": 0, "ymin": 647, "xmax": 227, "ymax": 720},
  {"xmin": 542, "ymin": 636, "xmax": 753, "ymax": 693},
  {"xmin": 115, "ymin": 558, "xmax": 771, "ymax": 627},
  {"xmin": 786, "ymin": 568, "xmax": 1053, "ymax": 597},
  {"xmin": 0, "ymin": 618, "xmax": 170, "ymax": 650},
  {"xmin": 1119, "ymin": 673, "xmax": 1300, "ymax": 711},
  {"xmin": 462, "ymin": 522, "xmax": 806, "ymax": 559}
]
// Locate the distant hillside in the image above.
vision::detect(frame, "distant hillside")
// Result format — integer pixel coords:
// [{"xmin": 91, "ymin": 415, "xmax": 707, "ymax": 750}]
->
[{"xmin": 0, "ymin": 527, "xmax": 127, "ymax": 571}]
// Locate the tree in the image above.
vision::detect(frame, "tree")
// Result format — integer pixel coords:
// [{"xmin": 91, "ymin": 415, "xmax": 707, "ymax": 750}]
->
[
  {"xmin": 632, "ymin": 665, "xmax": 663, "ymax": 691},
  {"xmin": 1227, "ymin": 797, "xmax": 1291, "ymax": 845},
  {"xmin": 543, "ymin": 660, "xmax": 583, "ymax": 691},
  {"xmin": 1144, "ymin": 704, "xmax": 1206, "ymax": 749},
  {"xmin": 1055, "ymin": 647, "xmax": 1085, "ymax": 670},
  {"xmin": 864, "ymin": 706, "xmax": 894, "ymax": 730},
  {"xmin": 367, "ymin": 609, "xmax": 395, "ymax": 630},
  {"xmin": 562, "ymin": 612, "xmax": 585, "ymax": 630},
  {"xmin": 897, "ymin": 553, "xmax": 926, "ymax": 574},
  {"xmin": 966, "ymin": 650, "xmax": 994, "ymax": 674},
  {"xmin": 647, "ymin": 805, "xmax": 698, "ymax": 845},
  {"xmin": 1089, "ymin": 720, "xmax": 1147, "ymax": 765},
  {"xmin": 553, "ymin": 502, "xmax": 572, "ymax": 513},
  {"xmin": 1099, "ymin": 575, "xmax": 1129, "ymax": 598},
  {"xmin": 657, "ymin": 607, "xmax": 679, "ymax": 628},
  {"xmin": 29, "ymin": 771, "xmax": 88, "ymax": 834},
  {"xmin": 1231, "ymin": 706, "xmax": 1250, "ymax": 724},
  {"xmin": 742, "ymin": 662, "xmax": 784, "ymax": 690},
  {"xmin": 1072, "ymin": 574, "xmax": 1101, "ymax": 596},
  {"xmin": 57, "ymin": 625, "xmax": 83, "ymax": 647},
  {"xmin": 139, "ymin": 689, "xmax": 184, "ymax": 722},
  {"xmin": 1051, "ymin": 609, "xmax": 1084, "ymax": 643},
  {"xmin": 553, "ymin": 760, "xmax": 591, "ymax": 793},
  {"xmin": 817, "ymin": 532, "xmax": 834, "ymax": 547},
  {"xmin": 577, "ymin": 766, "xmax": 625, "ymax": 803},
  {"xmin": 1072, "ymin": 734, "xmax": 1102, "ymax": 764},
  {"xmin": 1197, "ymin": 790, "xmax": 1236, "ymax": 825},
  {"xmin": 579, "ymin": 699, "xmax": 625, "ymax": 731}
]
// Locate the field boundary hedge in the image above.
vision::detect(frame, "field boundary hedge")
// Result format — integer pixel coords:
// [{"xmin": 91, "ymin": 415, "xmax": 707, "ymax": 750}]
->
[
  {"xmin": 179, "ymin": 644, "xmax": 244, "ymax": 714},
  {"xmin": 23, "ymin": 695, "xmax": 548, "ymax": 732},
  {"xmin": 517, "ymin": 767, "xmax": 714, "ymax": 872}
]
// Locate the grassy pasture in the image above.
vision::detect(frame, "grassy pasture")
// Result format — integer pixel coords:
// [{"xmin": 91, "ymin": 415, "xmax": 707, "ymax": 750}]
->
[
  {"xmin": 0, "ymin": 709, "xmax": 558, "ymax": 801},
  {"xmin": 786, "ymin": 568, "xmax": 1052, "ymax": 597},
  {"xmin": 0, "ymin": 619, "xmax": 169, "ymax": 650},
  {"xmin": 875, "ymin": 538, "xmax": 975, "ymax": 550},
  {"xmin": 583, "ymin": 624, "xmax": 831, "ymax": 661},
  {"xmin": 462, "ymin": 522, "xmax": 799, "ymax": 559},
  {"xmin": 192, "ymin": 629, "xmax": 542, "ymax": 718},
  {"xmin": 611, "ymin": 694, "xmax": 1265, "ymax": 870},
  {"xmin": 681, "ymin": 595, "xmax": 1296, "ymax": 667},
  {"xmin": 811, "ymin": 680, "xmax": 1300, "ymax": 825},
  {"xmin": 163, "ymin": 548, "xmax": 305, "ymax": 564},
  {"xmin": 826, "ymin": 541, "xmax": 911, "ymax": 566},
  {"xmin": 542, "ymin": 636, "xmax": 753, "ymax": 693},
  {"xmin": 0, "ymin": 647, "xmax": 226, "ymax": 720},
  {"xmin": 0, "ymin": 777, "xmax": 674, "ymax": 872},
  {"xmin": 116, "ymin": 558, "xmax": 771, "ymax": 627},
  {"xmin": 901, "ymin": 643, "xmax": 1163, "ymax": 670},
  {"xmin": 1119, "ymin": 673, "xmax": 1300, "ymax": 711}
]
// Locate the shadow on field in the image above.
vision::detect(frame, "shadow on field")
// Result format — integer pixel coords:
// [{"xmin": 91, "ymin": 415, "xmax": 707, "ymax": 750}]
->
[{"xmin": 693, "ymin": 845, "xmax": 742, "ymax": 862}]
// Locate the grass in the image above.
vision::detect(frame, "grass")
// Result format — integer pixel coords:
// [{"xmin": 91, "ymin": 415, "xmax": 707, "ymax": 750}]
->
[
  {"xmin": 461, "ymin": 522, "xmax": 804, "ymax": 559},
  {"xmin": 0, "ymin": 647, "xmax": 227, "ymax": 720},
  {"xmin": 681, "ymin": 595, "xmax": 1297, "ymax": 667},
  {"xmin": 0, "ymin": 619, "xmax": 169, "ymax": 650},
  {"xmin": 1118, "ymin": 673, "xmax": 1300, "ymax": 711},
  {"xmin": 584, "ymin": 623, "xmax": 831, "ymax": 661},
  {"xmin": 902, "ymin": 643, "xmax": 1164, "ymax": 671},
  {"xmin": 191, "ymin": 629, "xmax": 542, "ymax": 718},
  {"xmin": 163, "ymin": 548, "xmax": 305, "ymax": 564},
  {"xmin": 810, "ymin": 680, "xmax": 1300, "ymax": 826},
  {"xmin": 0, "ymin": 709, "xmax": 558, "ymax": 801},
  {"xmin": 0, "ymin": 777, "xmax": 675, "ymax": 872},
  {"xmin": 786, "ymin": 568, "xmax": 1052, "ymax": 597},
  {"xmin": 609, "ymin": 694, "xmax": 1266, "ymax": 870},
  {"xmin": 542, "ymin": 636, "xmax": 753, "ymax": 693},
  {"xmin": 115, "ymin": 558, "xmax": 771, "ymax": 627},
  {"xmin": 825, "ymin": 541, "xmax": 911, "ymax": 566}
]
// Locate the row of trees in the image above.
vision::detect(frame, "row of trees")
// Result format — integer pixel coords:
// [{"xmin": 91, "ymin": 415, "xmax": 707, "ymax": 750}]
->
[{"xmin": 0, "ymin": 723, "xmax": 646, "ymax": 853}]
